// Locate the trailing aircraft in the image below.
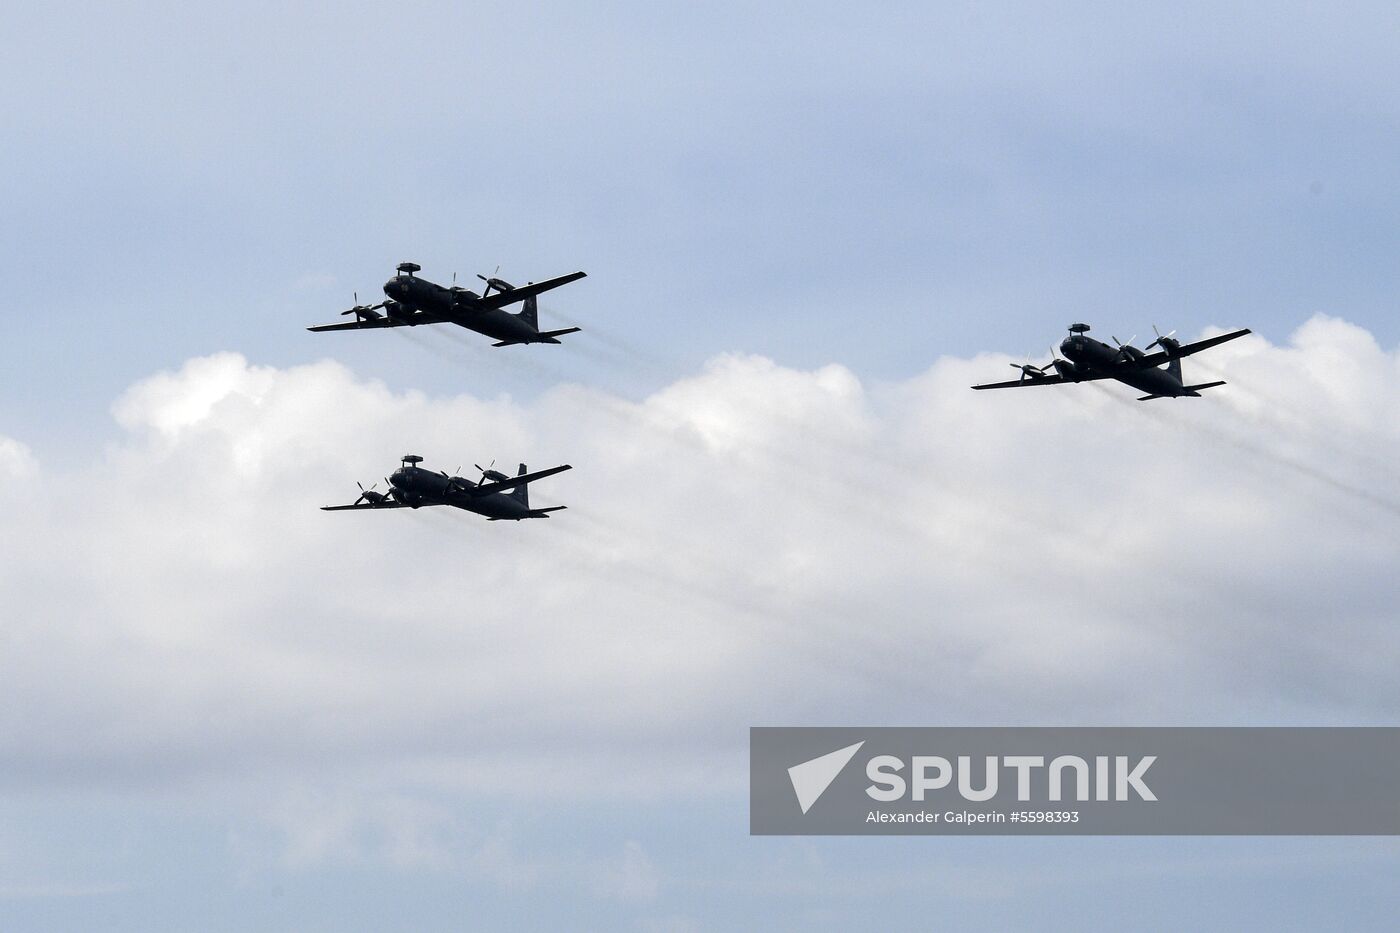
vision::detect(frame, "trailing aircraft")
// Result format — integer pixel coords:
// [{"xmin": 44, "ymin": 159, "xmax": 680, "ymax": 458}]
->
[
  {"xmin": 323, "ymin": 454, "xmax": 571, "ymax": 521},
  {"xmin": 973, "ymin": 323, "xmax": 1252, "ymax": 400}
]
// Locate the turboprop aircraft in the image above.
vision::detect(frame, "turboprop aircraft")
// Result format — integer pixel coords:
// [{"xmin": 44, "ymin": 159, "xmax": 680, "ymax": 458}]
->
[
  {"xmin": 308, "ymin": 262, "xmax": 586, "ymax": 346},
  {"xmin": 972, "ymin": 323, "xmax": 1252, "ymax": 400},
  {"xmin": 322, "ymin": 455, "xmax": 571, "ymax": 521}
]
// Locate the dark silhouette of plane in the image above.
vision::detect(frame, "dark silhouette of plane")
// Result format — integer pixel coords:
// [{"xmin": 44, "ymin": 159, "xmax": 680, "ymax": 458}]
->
[
  {"xmin": 973, "ymin": 323, "xmax": 1252, "ymax": 400},
  {"xmin": 323, "ymin": 455, "xmax": 571, "ymax": 520},
  {"xmin": 308, "ymin": 262, "xmax": 586, "ymax": 346}
]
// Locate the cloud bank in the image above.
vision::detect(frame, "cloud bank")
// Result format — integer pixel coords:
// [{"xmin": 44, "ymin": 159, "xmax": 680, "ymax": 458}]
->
[{"xmin": 1, "ymin": 317, "xmax": 1398, "ymax": 809}]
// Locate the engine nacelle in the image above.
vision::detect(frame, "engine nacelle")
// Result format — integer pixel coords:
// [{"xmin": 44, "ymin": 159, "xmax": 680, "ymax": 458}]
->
[{"xmin": 1053, "ymin": 359, "xmax": 1086, "ymax": 381}]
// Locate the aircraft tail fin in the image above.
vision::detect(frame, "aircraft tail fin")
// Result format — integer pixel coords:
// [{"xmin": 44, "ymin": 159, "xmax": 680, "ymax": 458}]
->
[
  {"xmin": 518, "ymin": 294, "xmax": 539, "ymax": 328},
  {"xmin": 1166, "ymin": 356, "xmax": 1183, "ymax": 382},
  {"xmin": 512, "ymin": 463, "xmax": 529, "ymax": 507}
]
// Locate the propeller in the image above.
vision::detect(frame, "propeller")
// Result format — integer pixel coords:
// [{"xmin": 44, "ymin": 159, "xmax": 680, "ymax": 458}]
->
[
  {"xmin": 477, "ymin": 266, "xmax": 515, "ymax": 297},
  {"xmin": 477, "ymin": 265, "xmax": 499, "ymax": 296},
  {"xmin": 1035, "ymin": 341, "xmax": 1081, "ymax": 380},
  {"xmin": 1145, "ymin": 324, "xmax": 1178, "ymax": 351},
  {"xmin": 1009, "ymin": 360, "xmax": 1050, "ymax": 381},
  {"xmin": 1111, "ymin": 334, "xmax": 1143, "ymax": 364},
  {"xmin": 1009, "ymin": 351, "xmax": 1054, "ymax": 381},
  {"xmin": 474, "ymin": 460, "xmax": 509, "ymax": 484},
  {"xmin": 341, "ymin": 291, "xmax": 386, "ymax": 320},
  {"xmin": 353, "ymin": 481, "xmax": 388, "ymax": 506},
  {"xmin": 440, "ymin": 466, "xmax": 470, "ymax": 494}
]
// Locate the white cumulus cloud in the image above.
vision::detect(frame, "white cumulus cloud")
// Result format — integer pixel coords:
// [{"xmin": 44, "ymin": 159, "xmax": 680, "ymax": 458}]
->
[{"xmin": 0, "ymin": 316, "xmax": 1397, "ymax": 811}]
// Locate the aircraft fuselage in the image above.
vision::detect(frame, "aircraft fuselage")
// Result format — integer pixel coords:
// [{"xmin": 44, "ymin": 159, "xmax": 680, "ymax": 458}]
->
[
  {"xmin": 1059, "ymin": 334, "xmax": 1195, "ymax": 397},
  {"xmin": 387, "ymin": 465, "xmax": 535, "ymax": 520},
  {"xmin": 382, "ymin": 274, "xmax": 543, "ymax": 344}
]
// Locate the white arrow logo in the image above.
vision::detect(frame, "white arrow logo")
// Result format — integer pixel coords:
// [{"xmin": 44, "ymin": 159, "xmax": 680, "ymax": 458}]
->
[{"xmin": 788, "ymin": 741, "xmax": 865, "ymax": 814}]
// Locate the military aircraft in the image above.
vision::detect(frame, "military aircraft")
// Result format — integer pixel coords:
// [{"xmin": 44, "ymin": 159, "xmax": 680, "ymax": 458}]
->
[
  {"xmin": 323, "ymin": 454, "xmax": 571, "ymax": 520},
  {"xmin": 308, "ymin": 262, "xmax": 586, "ymax": 346},
  {"xmin": 972, "ymin": 323, "xmax": 1252, "ymax": 400}
]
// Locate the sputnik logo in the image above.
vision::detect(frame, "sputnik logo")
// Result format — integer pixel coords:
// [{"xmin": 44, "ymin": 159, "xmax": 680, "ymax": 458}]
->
[{"xmin": 787, "ymin": 741, "xmax": 865, "ymax": 814}]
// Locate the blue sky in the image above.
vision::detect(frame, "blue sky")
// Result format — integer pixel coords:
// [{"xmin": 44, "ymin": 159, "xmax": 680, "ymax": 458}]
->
[
  {"xmin": 3, "ymin": 2, "xmax": 1400, "ymax": 929},
  {"xmin": 7, "ymin": 1, "xmax": 1400, "ymax": 448}
]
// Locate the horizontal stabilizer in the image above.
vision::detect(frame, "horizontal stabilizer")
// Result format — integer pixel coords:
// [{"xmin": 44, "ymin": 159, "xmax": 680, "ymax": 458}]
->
[
  {"xmin": 1137, "ymin": 394, "xmax": 1165, "ymax": 401},
  {"xmin": 536, "ymin": 327, "xmax": 582, "ymax": 343},
  {"xmin": 493, "ymin": 327, "xmax": 582, "ymax": 347},
  {"xmin": 487, "ymin": 506, "xmax": 566, "ymax": 521},
  {"xmin": 1184, "ymin": 380, "xmax": 1227, "ymax": 392}
]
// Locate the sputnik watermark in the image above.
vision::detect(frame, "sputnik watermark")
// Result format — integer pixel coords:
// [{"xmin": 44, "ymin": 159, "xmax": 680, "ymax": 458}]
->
[
  {"xmin": 788, "ymin": 741, "xmax": 864, "ymax": 814},
  {"xmin": 752, "ymin": 727, "xmax": 1400, "ymax": 835},
  {"xmin": 863, "ymin": 754, "xmax": 1156, "ymax": 801}
]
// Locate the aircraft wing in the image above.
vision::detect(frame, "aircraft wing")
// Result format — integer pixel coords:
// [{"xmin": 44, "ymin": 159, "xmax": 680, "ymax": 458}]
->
[
  {"xmin": 972, "ymin": 373, "xmax": 1066, "ymax": 390},
  {"xmin": 972, "ymin": 371, "xmax": 1114, "ymax": 390},
  {"xmin": 1134, "ymin": 328, "xmax": 1252, "ymax": 367},
  {"xmin": 320, "ymin": 501, "xmax": 413, "ymax": 511},
  {"xmin": 307, "ymin": 308, "xmax": 448, "ymax": 332},
  {"xmin": 470, "ymin": 464, "xmax": 572, "ymax": 496},
  {"xmin": 461, "ymin": 272, "xmax": 587, "ymax": 312},
  {"xmin": 307, "ymin": 317, "xmax": 405, "ymax": 332}
]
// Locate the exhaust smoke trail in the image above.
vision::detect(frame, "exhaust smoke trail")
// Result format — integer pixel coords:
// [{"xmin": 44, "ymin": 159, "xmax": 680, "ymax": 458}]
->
[
  {"xmin": 1192, "ymin": 357, "xmax": 1399, "ymax": 477},
  {"xmin": 1087, "ymin": 382, "xmax": 1400, "ymax": 522}
]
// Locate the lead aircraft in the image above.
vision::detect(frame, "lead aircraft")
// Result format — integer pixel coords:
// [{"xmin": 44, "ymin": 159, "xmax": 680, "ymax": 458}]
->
[
  {"xmin": 308, "ymin": 262, "xmax": 586, "ymax": 346},
  {"xmin": 973, "ymin": 323, "xmax": 1252, "ymax": 400},
  {"xmin": 323, "ymin": 455, "xmax": 571, "ymax": 521}
]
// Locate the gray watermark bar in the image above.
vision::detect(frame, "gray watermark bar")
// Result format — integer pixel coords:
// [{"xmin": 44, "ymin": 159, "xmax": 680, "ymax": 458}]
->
[{"xmin": 750, "ymin": 727, "xmax": 1400, "ymax": 835}]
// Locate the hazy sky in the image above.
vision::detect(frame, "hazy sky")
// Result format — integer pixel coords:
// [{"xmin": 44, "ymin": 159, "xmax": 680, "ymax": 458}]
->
[{"xmin": 3, "ymin": 2, "xmax": 1400, "ymax": 930}]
